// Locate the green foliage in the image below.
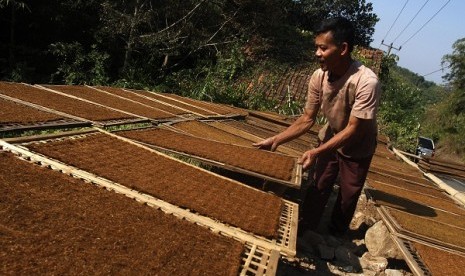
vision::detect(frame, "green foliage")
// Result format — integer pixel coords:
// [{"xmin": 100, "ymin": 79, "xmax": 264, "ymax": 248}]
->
[
  {"xmin": 279, "ymin": 91, "xmax": 304, "ymax": 116},
  {"xmin": 378, "ymin": 77, "xmax": 423, "ymax": 152},
  {"xmin": 7, "ymin": 61, "xmax": 34, "ymax": 82},
  {"xmin": 375, "ymin": 52, "xmax": 452, "ymax": 154},
  {"xmin": 420, "ymin": 88, "xmax": 465, "ymax": 161},
  {"xmin": 0, "ymin": 0, "xmax": 378, "ymax": 86},
  {"xmin": 104, "ymin": 122, "xmax": 152, "ymax": 132},
  {"xmin": 161, "ymin": 44, "xmax": 278, "ymax": 111},
  {"xmin": 442, "ymin": 37, "xmax": 465, "ymax": 90},
  {"xmin": 414, "ymin": 37, "xmax": 465, "ymax": 160},
  {"xmin": 49, "ymin": 42, "xmax": 109, "ymax": 85},
  {"xmin": 0, "ymin": 127, "xmax": 90, "ymax": 139},
  {"xmin": 292, "ymin": 0, "xmax": 378, "ymax": 46}
]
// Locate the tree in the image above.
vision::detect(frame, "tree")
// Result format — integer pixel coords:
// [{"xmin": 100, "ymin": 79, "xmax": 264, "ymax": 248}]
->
[
  {"xmin": 291, "ymin": 0, "xmax": 378, "ymax": 47},
  {"xmin": 0, "ymin": 0, "xmax": 29, "ymax": 77},
  {"xmin": 442, "ymin": 37, "xmax": 465, "ymax": 90},
  {"xmin": 417, "ymin": 38, "xmax": 465, "ymax": 161}
]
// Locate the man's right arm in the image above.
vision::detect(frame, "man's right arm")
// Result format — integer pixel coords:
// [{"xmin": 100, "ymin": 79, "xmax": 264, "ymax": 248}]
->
[{"xmin": 252, "ymin": 107, "xmax": 318, "ymax": 151}]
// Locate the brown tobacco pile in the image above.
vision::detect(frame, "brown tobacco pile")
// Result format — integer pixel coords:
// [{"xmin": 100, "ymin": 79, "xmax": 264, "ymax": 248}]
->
[
  {"xmin": 0, "ymin": 82, "xmax": 131, "ymax": 121},
  {"xmin": 0, "ymin": 151, "xmax": 243, "ymax": 275},
  {"xmin": 27, "ymin": 133, "xmax": 284, "ymax": 238},
  {"xmin": 43, "ymin": 85, "xmax": 173, "ymax": 119},
  {"xmin": 119, "ymin": 127, "xmax": 296, "ymax": 181},
  {"xmin": 367, "ymin": 181, "xmax": 465, "ymax": 216},
  {"xmin": 174, "ymin": 120, "xmax": 256, "ymax": 146},
  {"xmin": 412, "ymin": 242, "xmax": 465, "ymax": 275},
  {"xmin": 366, "ymin": 172, "xmax": 449, "ymax": 200},
  {"xmin": 129, "ymin": 89, "xmax": 215, "ymax": 116},
  {"xmin": 94, "ymin": 86, "xmax": 185, "ymax": 115},
  {"xmin": 388, "ymin": 208, "xmax": 465, "ymax": 249},
  {"xmin": 0, "ymin": 98, "xmax": 63, "ymax": 124}
]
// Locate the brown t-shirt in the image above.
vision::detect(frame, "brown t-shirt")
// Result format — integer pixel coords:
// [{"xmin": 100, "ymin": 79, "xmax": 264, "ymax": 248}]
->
[{"xmin": 305, "ymin": 61, "xmax": 381, "ymax": 159}]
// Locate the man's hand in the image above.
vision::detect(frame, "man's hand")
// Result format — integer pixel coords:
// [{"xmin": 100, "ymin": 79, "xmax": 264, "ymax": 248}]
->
[
  {"xmin": 299, "ymin": 149, "xmax": 319, "ymax": 170},
  {"xmin": 252, "ymin": 136, "xmax": 278, "ymax": 151}
]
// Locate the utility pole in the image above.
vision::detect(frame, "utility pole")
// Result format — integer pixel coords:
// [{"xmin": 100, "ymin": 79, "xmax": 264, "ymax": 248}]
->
[{"xmin": 381, "ymin": 40, "xmax": 402, "ymax": 55}]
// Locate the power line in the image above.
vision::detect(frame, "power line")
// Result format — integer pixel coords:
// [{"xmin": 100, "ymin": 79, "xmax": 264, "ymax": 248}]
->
[
  {"xmin": 421, "ymin": 64, "xmax": 450, "ymax": 78},
  {"xmin": 380, "ymin": 0, "xmax": 410, "ymax": 48},
  {"xmin": 392, "ymin": 0, "xmax": 430, "ymax": 43},
  {"xmin": 400, "ymin": 0, "xmax": 451, "ymax": 48}
]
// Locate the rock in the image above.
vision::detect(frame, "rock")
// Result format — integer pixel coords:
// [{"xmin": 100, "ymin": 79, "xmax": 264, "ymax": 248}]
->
[
  {"xmin": 318, "ymin": 244, "xmax": 335, "ymax": 260},
  {"xmin": 351, "ymin": 211, "xmax": 366, "ymax": 230},
  {"xmin": 385, "ymin": 268, "xmax": 405, "ymax": 276},
  {"xmin": 366, "ymin": 216, "xmax": 378, "ymax": 227},
  {"xmin": 365, "ymin": 221, "xmax": 403, "ymax": 259},
  {"xmin": 360, "ymin": 252, "xmax": 388, "ymax": 273},
  {"xmin": 327, "ymin": 262, "xmax": 365, "ymax": 275}
]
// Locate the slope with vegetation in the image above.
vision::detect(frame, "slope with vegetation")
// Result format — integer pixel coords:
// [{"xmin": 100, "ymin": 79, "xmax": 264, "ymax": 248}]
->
[{"xmin": 1, "ymin": 0, "xmax": 463, "ymax": 161}]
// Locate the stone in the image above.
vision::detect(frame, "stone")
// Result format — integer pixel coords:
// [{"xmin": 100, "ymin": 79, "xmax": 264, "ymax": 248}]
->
[
  {"xmin": 351, "ymin": 211, "xmax": 366, "ymax": 230},
  {"xmin": 360, "ymin": 252, "xmax": 388, "ymax": 273},
  {"xmin": 385, "ymin": 268, "xmax": 405, "ymax": 276},
  {"xmin": 366, "ymin": 217, "xmax": 378, "ymax": 227},
  {"xmin": 365, "ymin": 221, "xmax": 403, "ymax": 259}
]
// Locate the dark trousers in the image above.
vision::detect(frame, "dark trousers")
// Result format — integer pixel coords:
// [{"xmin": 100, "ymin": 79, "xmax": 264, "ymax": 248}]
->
[{"xmin": 300, "ymin": 148, "xmax": 373, "ymax": 233}]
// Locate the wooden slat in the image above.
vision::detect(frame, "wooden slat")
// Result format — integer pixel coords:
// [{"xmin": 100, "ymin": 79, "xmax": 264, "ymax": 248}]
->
[
  {"xmin": 391, "ymin": 237, "xmax": 432, "ymax": 276},
  {"xmin": 0, "ymin": 119, "xmax": 91, "ymax": 133},
  {"xmin": 240, "ymin": 245, "xmax": 280, "ymax": 276}
]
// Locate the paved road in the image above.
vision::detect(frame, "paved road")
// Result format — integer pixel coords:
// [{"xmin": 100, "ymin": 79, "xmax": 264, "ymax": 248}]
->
[{"xmin": 436, "ymin": 174, "xmax": 465, "ymax": 193}]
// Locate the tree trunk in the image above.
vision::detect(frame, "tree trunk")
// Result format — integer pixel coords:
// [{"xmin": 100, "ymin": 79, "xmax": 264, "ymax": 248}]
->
[
  {"xmin": 162, "ymin": 54, "xmax": 169, "ymax": 68},
  {"xmin": 122, "ymin": 0, "xmax": 140, "ymax": 72}
]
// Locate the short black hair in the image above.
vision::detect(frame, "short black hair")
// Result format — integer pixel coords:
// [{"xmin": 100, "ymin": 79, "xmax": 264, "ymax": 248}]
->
[{"xmin": 316, "ymin": 17, "xmax": 355, "ymax": 52}]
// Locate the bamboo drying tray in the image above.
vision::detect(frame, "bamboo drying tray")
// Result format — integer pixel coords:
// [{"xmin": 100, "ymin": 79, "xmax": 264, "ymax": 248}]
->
[{"xmin": 1, "ymin": 130, "xmax": 298, "ymax": 257}]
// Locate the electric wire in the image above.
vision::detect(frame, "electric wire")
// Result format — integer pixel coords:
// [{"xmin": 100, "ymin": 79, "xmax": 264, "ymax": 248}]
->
[
  {"xmin": 400, "ymin": 0, "xmax": 451, "ymax": 48},
  {"xmin": 392, "ymin": 0, "xmax": 430, "ymax": 43},
  {"xmin": 379, "ymin": 0, "xmax": 410, "ymax": 48},
  {"xmin": 421, "ymin": 64, "xmax": 450, "ymax": 77}
]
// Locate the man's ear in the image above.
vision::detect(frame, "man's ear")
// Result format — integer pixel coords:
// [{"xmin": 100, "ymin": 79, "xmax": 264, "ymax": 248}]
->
[{"xmin": 340, "ymin": 42, "xmax": 349, "ymax": 56}]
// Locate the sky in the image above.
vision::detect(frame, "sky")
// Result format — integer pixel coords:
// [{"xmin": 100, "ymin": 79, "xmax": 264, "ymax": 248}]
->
[{"xmin": 368, "ymin": 0, "xmax": 465, "ymax": 84}]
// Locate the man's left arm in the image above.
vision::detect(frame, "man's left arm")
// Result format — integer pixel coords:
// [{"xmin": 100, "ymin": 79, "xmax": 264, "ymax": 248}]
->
[{"xmin": 299, "ymin": 116, "xmax": 373, "ymax": 169}]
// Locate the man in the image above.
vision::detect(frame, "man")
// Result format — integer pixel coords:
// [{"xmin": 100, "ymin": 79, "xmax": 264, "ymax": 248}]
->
[{"xmin": 253, "ymin": 17, "xmax": 381, "ymax": 235}]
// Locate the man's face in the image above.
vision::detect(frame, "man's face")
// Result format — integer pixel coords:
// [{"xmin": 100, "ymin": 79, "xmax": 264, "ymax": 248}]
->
[{"xmin": 314, "ymin": 31, "xmax": 344, "ymax": 72}]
